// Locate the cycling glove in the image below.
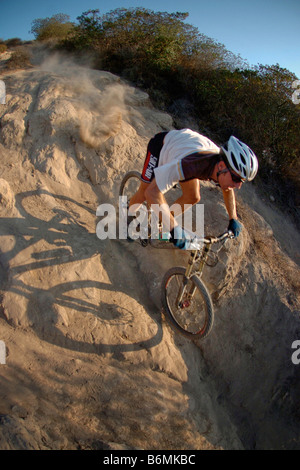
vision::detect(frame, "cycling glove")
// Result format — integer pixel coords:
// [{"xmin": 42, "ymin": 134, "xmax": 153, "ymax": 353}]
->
[{"xmin": 228, "ymin": 218, "xmax": 242, "ymax": 237}]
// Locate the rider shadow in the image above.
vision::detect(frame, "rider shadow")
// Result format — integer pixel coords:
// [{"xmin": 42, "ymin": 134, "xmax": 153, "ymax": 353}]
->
[{"xmin": 1, "ymin": 189, "xmax": 163, "ymax": 356}]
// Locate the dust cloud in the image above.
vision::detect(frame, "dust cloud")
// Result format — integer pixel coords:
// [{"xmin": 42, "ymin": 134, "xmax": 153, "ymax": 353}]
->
[{"xmin": 40, "ymin": 53, "xmax": 131, "ymax": 148}]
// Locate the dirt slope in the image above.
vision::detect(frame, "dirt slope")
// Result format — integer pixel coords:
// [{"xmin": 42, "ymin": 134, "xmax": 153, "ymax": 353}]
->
[{"xmin": 0, "ymin": 49, "xmax": 299, "ymax": 450}]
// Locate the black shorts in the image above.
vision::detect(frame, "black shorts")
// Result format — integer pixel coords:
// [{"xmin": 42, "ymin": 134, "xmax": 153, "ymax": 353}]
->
[{"xmin": 141, "ymin": 132, "xmax": 168, "ymax": 183}]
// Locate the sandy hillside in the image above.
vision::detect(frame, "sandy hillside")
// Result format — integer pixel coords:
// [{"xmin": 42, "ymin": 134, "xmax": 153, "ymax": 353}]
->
[{"xmin": 0, "ymin": 47, "xmax": 299, "ymax": 450}]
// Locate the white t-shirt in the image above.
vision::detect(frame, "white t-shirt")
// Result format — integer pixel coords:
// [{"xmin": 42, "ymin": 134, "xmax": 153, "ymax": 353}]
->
[{"xmin": 154, "ymin": 129, "xmax": 220, "ymax": 193}]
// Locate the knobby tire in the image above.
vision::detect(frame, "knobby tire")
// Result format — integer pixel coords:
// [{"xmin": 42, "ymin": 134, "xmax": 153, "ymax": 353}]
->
[{"xmin": 161, "ymin": 267, "xmax": 214, "ymax": 339}]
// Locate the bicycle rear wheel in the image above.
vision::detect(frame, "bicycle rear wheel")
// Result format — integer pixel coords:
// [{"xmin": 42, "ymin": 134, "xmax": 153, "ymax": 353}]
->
[
  {"xmin": 119, "ymin": 171, "xmax": 149, "ymax": 244},
  {"xmin": 119, "ymin": 170, "xmax": 143, "ymax": 201},
  {"xmin": 161, "ymin": 267, "xmax": 214, "ymax": 339}
]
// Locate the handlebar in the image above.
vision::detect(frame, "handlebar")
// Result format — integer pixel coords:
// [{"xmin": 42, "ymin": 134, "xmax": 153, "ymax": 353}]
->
[
  {"xmin": 188, "ymin": 230, "xmax": 234, "ymax": 251},
  {"xmin": 201, "ymin": 230, "xmax": 235, "ymax": 245}
]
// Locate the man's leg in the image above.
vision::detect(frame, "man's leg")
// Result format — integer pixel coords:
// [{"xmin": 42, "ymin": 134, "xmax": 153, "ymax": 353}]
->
[
  {"xmin": 128, "ymin": 132, "xmax": 168, "ymax": 215},
  {"xmin": 128, "ymin": 181, "xmax": 149, "ymax": 215},
  {"xmin": 129, "ymin": 178, "xmax": 200, "ymax": 215}
]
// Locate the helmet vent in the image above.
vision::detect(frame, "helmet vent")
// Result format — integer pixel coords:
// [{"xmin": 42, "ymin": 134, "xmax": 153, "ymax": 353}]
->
[
  {"xmin": 231, "ymin": 152, "xmax": 238, "ymax": 171},
  {"xmin": 240, "ymin": 153, "xmax": 246, "ymax": 165}
]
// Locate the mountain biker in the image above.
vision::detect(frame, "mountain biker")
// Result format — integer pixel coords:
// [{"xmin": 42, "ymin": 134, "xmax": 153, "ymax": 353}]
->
[{"xmin": 128, "ymin": 128, "xmax": 258, "ymax": 249}]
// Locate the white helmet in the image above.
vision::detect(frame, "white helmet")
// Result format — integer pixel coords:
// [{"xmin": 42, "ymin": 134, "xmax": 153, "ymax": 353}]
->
[{"xmin": 221, "ymin": 136, "xmax": 258, "ymax": 181}]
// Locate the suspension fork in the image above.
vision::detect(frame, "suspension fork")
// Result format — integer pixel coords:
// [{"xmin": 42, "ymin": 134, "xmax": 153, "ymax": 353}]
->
[{"xmin": 175, "ymin": 245, "xmax": 211, "ymax": 308}]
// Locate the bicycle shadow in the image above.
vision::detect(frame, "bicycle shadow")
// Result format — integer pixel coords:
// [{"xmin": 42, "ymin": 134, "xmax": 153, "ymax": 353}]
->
[
  {"xmin": 0, "ymin": 189, "xmax": 163, "ymax": 355},
  {"xmin": 2, "ymin": 189, "xmax": 98, "ymax": 270}
]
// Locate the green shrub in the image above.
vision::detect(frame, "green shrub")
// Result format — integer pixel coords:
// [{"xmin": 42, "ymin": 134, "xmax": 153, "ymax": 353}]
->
[
  {"xmin": 5, "ymin": 38, "xmax": 23, "ymax": 47},
  {"xmin": 0, "ymin": 44, "xmax": 7, "ymax": 53},
  {"xmin": 30, "ymin": 14, "xmax": 74, "ymax": 41},
  {"xmin": 5, "ymin": 48, "xmax": 31, "ymax": 69}
]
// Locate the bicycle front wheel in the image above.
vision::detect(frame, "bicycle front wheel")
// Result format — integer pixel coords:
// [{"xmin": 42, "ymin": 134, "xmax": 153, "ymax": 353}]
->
[{"xmin": 161, "ymin": 267, "xmax": 214, "ymax": 339}]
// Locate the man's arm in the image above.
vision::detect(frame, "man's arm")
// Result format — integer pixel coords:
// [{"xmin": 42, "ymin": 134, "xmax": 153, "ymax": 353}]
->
[
  {"xmin": 222, "ymin": 188, "xmax": 242, "ymax": 237},
  {"xmin": 222, "ymin": 188, "xmax": 238, "ymax": 220}
]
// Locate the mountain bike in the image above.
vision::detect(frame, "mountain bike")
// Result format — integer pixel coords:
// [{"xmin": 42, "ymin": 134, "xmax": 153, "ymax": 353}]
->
[
  {"xmin": 161, "ymin": 231, "xmax": 233, "ymax": 339},
  {"xmin": 119, "ymin": 170, "xmax": 234, "ymax": 339}
]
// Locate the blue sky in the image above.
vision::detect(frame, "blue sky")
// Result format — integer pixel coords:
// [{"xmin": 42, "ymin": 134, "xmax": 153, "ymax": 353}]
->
[{"xmin": 0, "ymin": 0, "xmax": 299, "ymax": 77}]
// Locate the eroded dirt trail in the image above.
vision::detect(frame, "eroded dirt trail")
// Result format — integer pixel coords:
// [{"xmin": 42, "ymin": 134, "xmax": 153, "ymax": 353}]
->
[{"xmin": 0, "ymin": 49, "xmax": 299, "ymax": 449}]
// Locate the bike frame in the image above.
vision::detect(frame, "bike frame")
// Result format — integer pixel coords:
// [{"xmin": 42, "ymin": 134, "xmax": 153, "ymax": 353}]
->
[{"xmin": 175, "ymin": 233, "xmax": 232, "ymax": 309}]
